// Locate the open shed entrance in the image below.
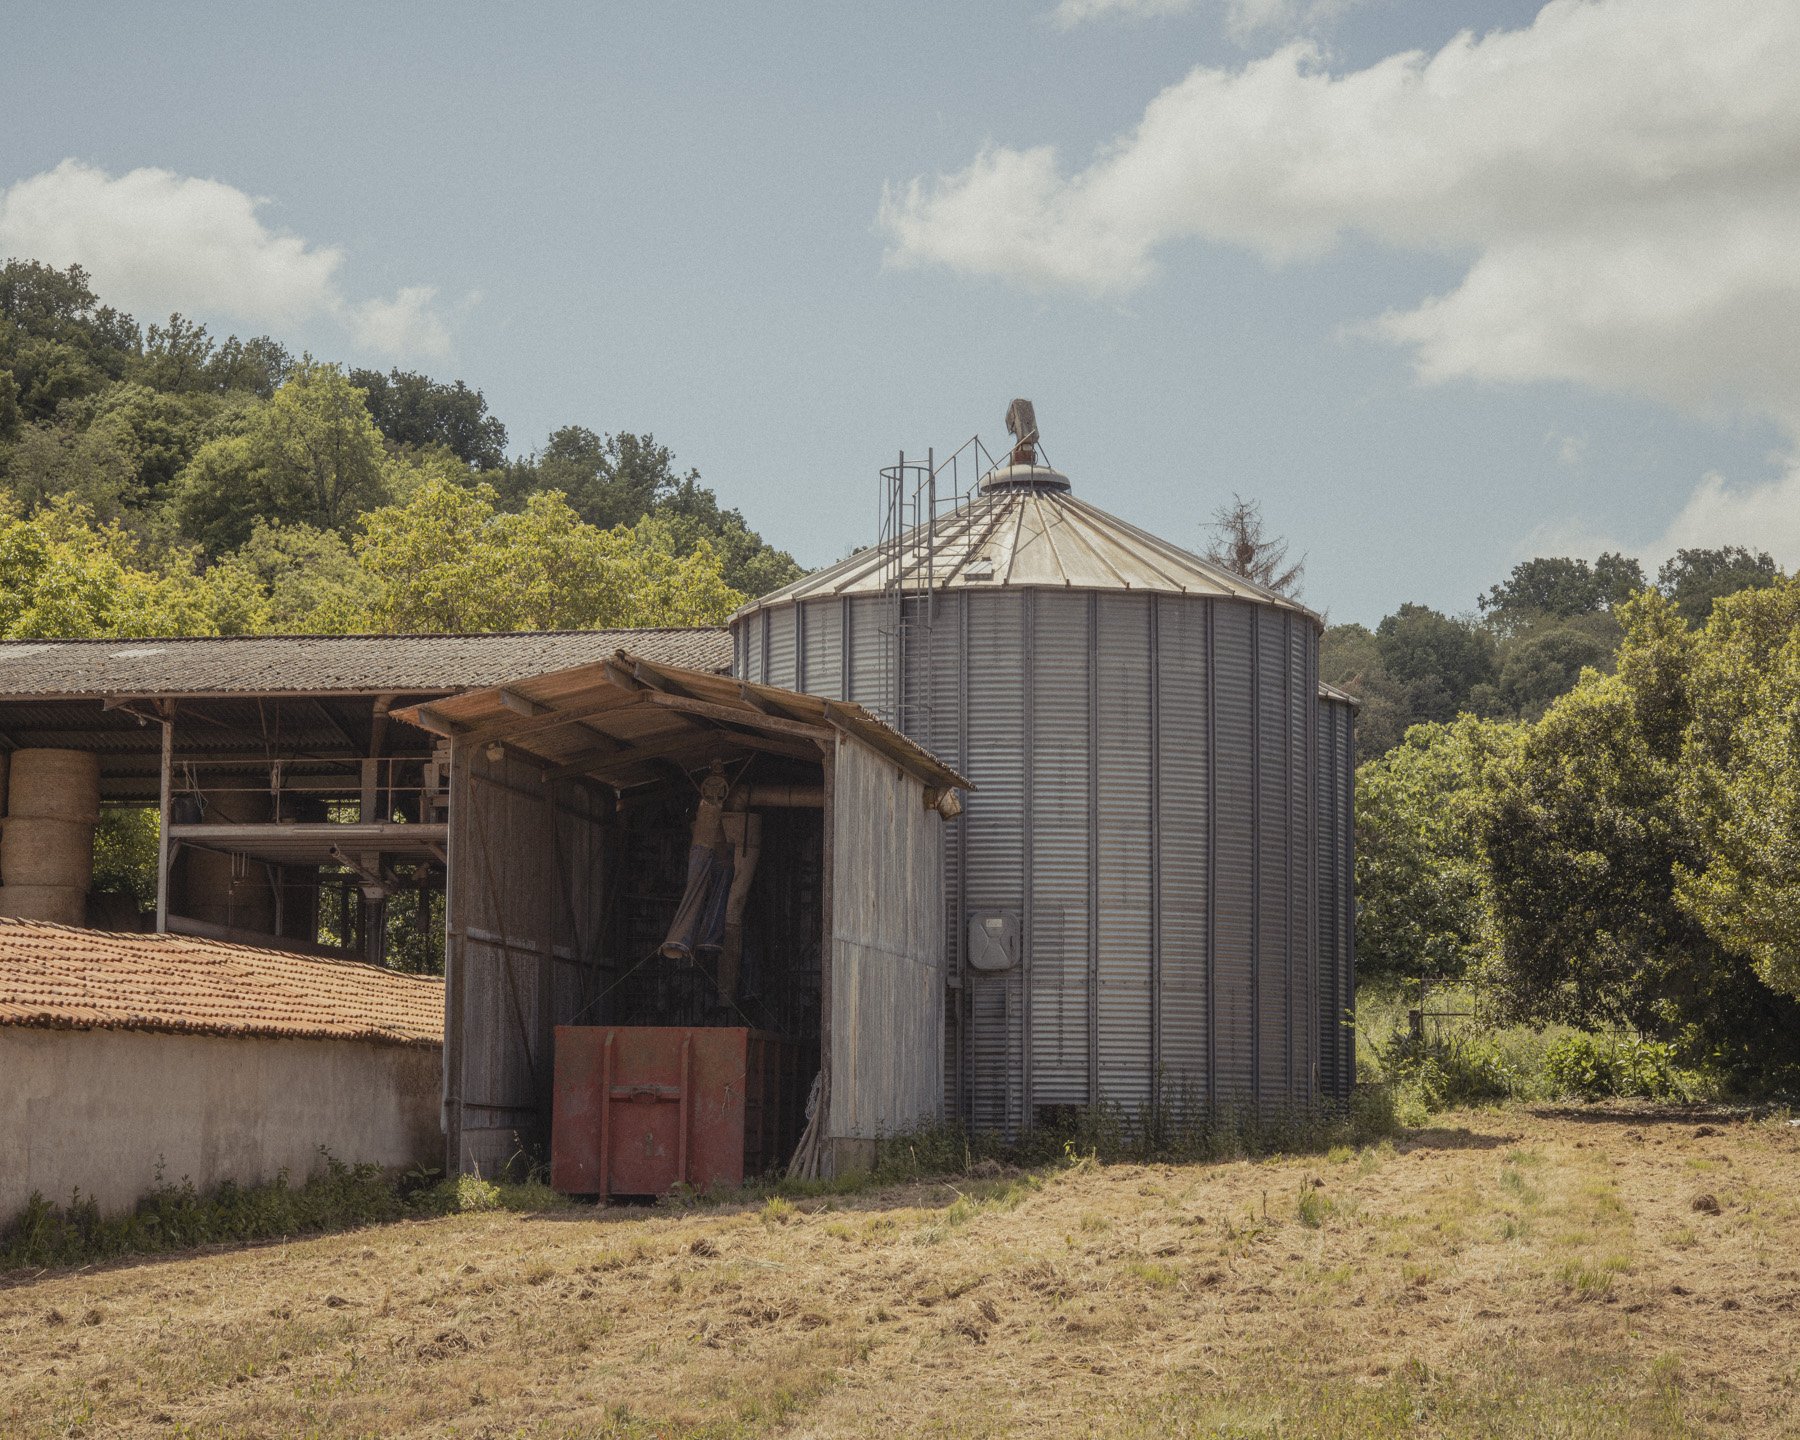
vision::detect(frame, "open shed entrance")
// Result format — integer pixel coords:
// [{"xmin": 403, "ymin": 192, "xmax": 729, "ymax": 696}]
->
[{"xmin": 402, "ymin": 651, "xmax": 965, "ymax": 1185}]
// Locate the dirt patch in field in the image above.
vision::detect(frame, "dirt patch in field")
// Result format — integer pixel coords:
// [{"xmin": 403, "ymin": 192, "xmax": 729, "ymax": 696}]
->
[{"xmin": 2, "ymin": 1106, "xmax": 1797, "ymax": 1438}]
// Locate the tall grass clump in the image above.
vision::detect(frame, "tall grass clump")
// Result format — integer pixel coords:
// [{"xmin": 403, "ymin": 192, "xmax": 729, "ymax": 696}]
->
[
  {"xmin": 2, "ymin": 1149, "xmax": 570, "ymax": 1272},
  {"xmin": 1, "ymin": 1151, "xmax": 403, "ymax": 1269},
  {"xmin": 867, "ymin": 1075, "xmax": 1398, "ymax": 1178}
]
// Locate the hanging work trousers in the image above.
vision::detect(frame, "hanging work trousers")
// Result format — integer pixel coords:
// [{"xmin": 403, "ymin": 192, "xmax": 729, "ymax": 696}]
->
[{"xmin": 661, "ymin": 844, "xmax": 733, "ymax": 960}]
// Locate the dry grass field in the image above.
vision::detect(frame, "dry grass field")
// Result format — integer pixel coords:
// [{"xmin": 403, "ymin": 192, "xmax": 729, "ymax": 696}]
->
[{"xmin": 3, "ymin": 1105, "xmax": 1798, "ymax": 1439}]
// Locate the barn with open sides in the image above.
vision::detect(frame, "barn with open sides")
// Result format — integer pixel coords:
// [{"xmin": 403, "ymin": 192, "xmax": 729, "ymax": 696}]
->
[
  {"xmin": 395, "ymin": 649, "xmax": 968, "ymax": 1181},
  {"xmin": 0, "ymin": 629, "xmax": 728, "ymax": 961}
]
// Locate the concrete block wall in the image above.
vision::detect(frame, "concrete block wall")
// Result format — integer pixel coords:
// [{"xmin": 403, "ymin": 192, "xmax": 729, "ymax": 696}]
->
[{"xmin": 1, "ymin": 1027, "xmax": 441, "ymax": 1220}]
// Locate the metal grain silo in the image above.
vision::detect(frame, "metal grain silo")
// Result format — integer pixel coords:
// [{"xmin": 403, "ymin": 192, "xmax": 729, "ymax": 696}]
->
[{"xmin": 733, "ymin": 406, "xmax": 1341, "ymax": 1131}]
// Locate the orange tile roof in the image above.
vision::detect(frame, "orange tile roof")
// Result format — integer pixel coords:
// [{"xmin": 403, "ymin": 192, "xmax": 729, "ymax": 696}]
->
[{"xmin": 0, "ymin": 919, "xmax": 442, "ymax": 1047}]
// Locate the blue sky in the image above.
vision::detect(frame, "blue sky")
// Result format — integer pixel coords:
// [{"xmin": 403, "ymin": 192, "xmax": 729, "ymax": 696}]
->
[{"xmin": 4, "ymin": 0, "xmax": 1796, "ymax": 625}]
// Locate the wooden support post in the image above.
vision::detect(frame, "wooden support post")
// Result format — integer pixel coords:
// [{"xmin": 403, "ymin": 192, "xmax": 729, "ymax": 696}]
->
[{"xmin": 155, "ymin": 703, "xmax": 174, "ymax": 933}]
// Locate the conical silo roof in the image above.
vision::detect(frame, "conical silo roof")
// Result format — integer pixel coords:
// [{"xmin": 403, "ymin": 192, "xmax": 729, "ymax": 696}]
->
[{"xmin": 734, "ymin": 461, "xmax": 1320, "ymax": 625}]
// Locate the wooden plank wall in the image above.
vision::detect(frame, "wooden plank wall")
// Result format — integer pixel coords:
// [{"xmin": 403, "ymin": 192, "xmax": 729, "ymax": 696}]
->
[
  {"xmin": 443, "ymin": 741, "xmax": 610, "ymax": 1176},
  {"xmin": 827, "ymin": 737, "xmax": 946, "ymax": 1141}
]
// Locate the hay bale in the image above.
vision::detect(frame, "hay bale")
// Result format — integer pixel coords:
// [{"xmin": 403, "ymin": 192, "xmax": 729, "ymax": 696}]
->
[
  {"xmin": 0, "ymin": 883, "xmax": 89, "ymax": 926},
  {"xmin": 0, "ymin": 816, "xmax": 96, "ymax": 889},
  {"xmin": 8, "ymin": 750, "xmax": 101, "ymax": 824}
]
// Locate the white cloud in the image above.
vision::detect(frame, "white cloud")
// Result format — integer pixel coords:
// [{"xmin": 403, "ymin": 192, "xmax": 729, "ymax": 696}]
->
[
  {"xmin": 1050, "ymin": 0, "xmax": 1354, "ymax": 39},
  {"xmin": 1051, "ymin": 0, "xmax": 1195, "ymax": 27},
  {"xmin": 346, "ymin": 287, "xmax": 452, "ymax": 358},
  {"xmin": 884, "ymin": 0, "xmax": 1800, "ymax": 434},
  {"xmin": 0, "ymin": 159, "xmax": 453, "ymax": 359},
  {"xmin": 1531, "ymin": 456, "xmax": 1800, "ymax": 573},
  {"xmin": 1551, "ymin": 431, "xmax": 1587, "ymax": 470}
]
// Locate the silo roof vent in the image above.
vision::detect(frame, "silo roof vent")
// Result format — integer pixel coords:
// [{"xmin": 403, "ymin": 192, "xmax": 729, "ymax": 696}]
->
[{"xmin": 982, "ymin": 397, "xmax": 1072, "ymax": 493}]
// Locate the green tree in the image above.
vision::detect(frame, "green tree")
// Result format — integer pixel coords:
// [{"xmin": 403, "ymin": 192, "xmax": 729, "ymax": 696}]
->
[
  {"xmin": 1478, "ymin": 552, "xmax": 1645, "ymax": 629},
  {"xmin": 214, "ymin": 521, "xmax": 379, "ymax": 633},
  {"xmin": 0, "ymin": 496, "xmax": 265, "ymax": 638},
  {"xmin": 503, "ymin": 426, "xmax": 679, "ymax": 529},
  {"xmin": 1374, "ymin": 604, "xmax": 1495, "ymax": 725},
  {"xmin": 1479, "ymin": 592, "xmax": 1800, "ymax": 1079},
  {"xmin": 501, "ymin": 427, "xmax": 800, "ymax": 595},
  {"xmin": 1656, "ymin": 546, "xmax": 1783, "ymax": 625},
  {"xmin": 1672, "ymin": 578, "xmax": 1800, "ymax": 1002},
  {"xmin": 172, "ymin": 362, "xmax": 393, "ymax": 553},
  {"xmin": 133, "ymin": 313, "xmax": 216, "ymax": 393},
  {"xmin": 0, "ymin": 259, "xmax": 140, "ymax": 421},
  {"xmin": 2, "ymin": 411, "xmax": 143, "ymax": 521},
  {"xmin": 1355, "ymin": 715, "xmax": 1520, "ymax": 981},
  {"xmin": 354, "ymin": 477, "xmax": 742, "ymax": 632},
  {"xmin": 203, "ymin": 334, "xmax": 292, "ymax": 398},
  {"xmin": 1320, "ymin": 621, "xmax": 1411, "ymax": 760},
  {"xmin": 350, "ymin": 366, "xmax": 507, "ymax": 470},
  {"xmin": 1483, "ymin": 622, "xmax": 1613, "ymax": 720}
]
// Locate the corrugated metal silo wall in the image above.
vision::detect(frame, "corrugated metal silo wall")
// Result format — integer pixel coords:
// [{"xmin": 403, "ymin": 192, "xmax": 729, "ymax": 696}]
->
[
  {"xmin": 1317, "ymin": 696, "xmax": 1357, "ymax": 1100},
  {"xmin": 734, "ymin": 589, "xmax": 1323, "ymax": 1132}
]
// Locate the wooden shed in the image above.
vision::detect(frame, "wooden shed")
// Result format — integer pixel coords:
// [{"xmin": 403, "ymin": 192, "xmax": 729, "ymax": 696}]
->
[{"xmin": 397, "ymin": 650, "xmax": 968, "ymax": 1180}]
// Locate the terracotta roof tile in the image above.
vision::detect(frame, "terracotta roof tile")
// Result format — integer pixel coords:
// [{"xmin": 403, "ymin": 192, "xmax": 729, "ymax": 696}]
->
[{"xmin": 0, "ymin": 919, "xmax": 442, "ymax": 1047}]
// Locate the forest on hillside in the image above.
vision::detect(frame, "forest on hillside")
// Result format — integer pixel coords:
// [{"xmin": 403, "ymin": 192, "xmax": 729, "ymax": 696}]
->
[{"xmin": 0, "ymin": 257, "xmax": 801, "ymax": 639}]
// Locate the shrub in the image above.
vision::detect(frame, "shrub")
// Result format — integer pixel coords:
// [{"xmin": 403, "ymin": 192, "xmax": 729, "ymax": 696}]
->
[
  {"xmin": 1370, "ymin": 1026, "xmax": 1519, "ymax": 1111},
  {"xmin": 1543, "ymin": 1031, "xmax": 1693, "ymax": 1100}
]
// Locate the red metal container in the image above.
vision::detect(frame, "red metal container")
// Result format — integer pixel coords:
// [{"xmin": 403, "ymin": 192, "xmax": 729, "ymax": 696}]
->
[{"xmin": 551, "ymin": 1026, "xmax": 783, "ymax": 1198}]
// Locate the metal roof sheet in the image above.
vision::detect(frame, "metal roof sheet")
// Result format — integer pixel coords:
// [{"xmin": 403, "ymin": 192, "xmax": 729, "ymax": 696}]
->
[
  {"xmin": 733, "ymin": 486, "xmax": 1319, "ymax": 624},
  {"xmin": 0, "ymin": 629, "xmax": 733, "ymax": 699},
  {"xmin": 0, "ymin": 919, "xmax": 443, "ymax": 1047},
  {"xmin": 395, "ymin": 649, "xmax": 971, "ymax": 795}
]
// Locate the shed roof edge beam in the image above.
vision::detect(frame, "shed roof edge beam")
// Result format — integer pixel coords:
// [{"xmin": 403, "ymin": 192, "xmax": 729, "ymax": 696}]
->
[
  {"xmin": 497, "ymin": 688, "xmax": 550, "ymax": 717},
  {"xmin": 548, "ymin": 727, "xmax": 818, "ymax": 783},
  {"xmin": 405, "ymin": 689, "xmax": 646, "ymax": 745},
  {"xmin": 620, "ymin": 653, "xmax": 710, "ymax": 700},
  {"xmin": 825, "ymin": 713, "xmax": 939, "ymax": 788},
  {"xmin": 412, "ymin": 703, "xmax": 467, "ymax": 736},
  {"xmin": 737, "ymin": 681, "xmax": 816, "ymax": 725},
  {"xmin": 643, "ymin": 690, "xmax": 829, "ymax": 741}
]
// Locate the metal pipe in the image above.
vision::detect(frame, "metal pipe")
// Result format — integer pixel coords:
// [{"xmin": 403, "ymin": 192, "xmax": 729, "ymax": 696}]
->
[{"xmin": 733, "ymin": 784, "xmax": 824, "ymax": 809}]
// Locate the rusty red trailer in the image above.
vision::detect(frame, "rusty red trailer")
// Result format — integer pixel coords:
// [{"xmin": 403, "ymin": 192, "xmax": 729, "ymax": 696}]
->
[{"xmin": 550, "ymin": 1026, "xmax": 784, "ymax": 1197}]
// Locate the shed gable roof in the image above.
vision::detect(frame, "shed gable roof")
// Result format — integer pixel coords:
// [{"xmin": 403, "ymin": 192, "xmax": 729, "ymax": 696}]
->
[{"xmin": 396, "ymin": 649, "xmax": 970, "ymax": 794}]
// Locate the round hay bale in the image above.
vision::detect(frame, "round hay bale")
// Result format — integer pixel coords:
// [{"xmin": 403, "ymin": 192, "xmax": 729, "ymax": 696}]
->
[
  {"xmin": 174, "ymin": 788, "xmax": 276, "ymax": 933},
  {"xmin": 0, "ymin": 883, "xmax": 89, "ymax": 926},
  {"xmin": 8, "ymin": 750, "xmax": 101, "ymax": 823},
  {"xmin": 0, "ymin": 816, "xmax": 95, "ymax": 889}
]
